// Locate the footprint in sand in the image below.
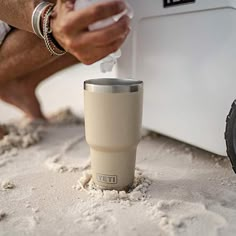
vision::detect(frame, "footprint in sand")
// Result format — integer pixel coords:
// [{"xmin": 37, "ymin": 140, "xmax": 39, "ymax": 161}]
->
[
  {"xmin": 44, "ymin": 131, "xmax": 90, "ymax": 173},
  {"xmin": 148, "ymin": 200, "xmax": 227, "ymax": 236}
]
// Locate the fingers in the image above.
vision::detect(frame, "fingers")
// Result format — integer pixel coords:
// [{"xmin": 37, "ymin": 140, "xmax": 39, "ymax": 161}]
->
[
  {"xmin": 57, "ymin": 0, "xmax": 76, "ymax": 13},
  {"xmin": 73, "ymin": 32, "xmax": 128, "ymax": 65},
  {"xmin": 78, "ymin": 15, "xmax": 130, "ymax": 47},
  {"xmin": 68, "ymin": 0, "xmax": 126, "ymax": 30},
  {"xmin": 90, "ymin": 36, "xmax": 127, "ymax": 64},
  {"xmin": 51, "ymin": 0, "xmax": 131, "ymax": 65},
  {"xmin": 60, "ymin": 0, "xmax": 75, "ymax": 3}
]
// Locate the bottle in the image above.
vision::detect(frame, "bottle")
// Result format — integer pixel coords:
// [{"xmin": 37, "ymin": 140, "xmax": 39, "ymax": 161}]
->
[{"xmin": 74, "ymin": 0, "xmax": 133, "ymax": 73}]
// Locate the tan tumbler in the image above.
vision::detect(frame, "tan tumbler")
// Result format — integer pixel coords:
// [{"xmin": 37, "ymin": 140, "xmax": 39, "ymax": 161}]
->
[{"xmin": 84, "ymin": 78, "xmax": 143, "ymax": 190}]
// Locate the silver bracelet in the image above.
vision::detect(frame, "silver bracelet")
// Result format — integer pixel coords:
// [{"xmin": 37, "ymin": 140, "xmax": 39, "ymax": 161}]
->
[
  {"xmin": 43, "ymin": 6, "xmax": 66, "ymax": 56},
  {"xmin": 31, "ymin": 1, "xmax": 52, "ymax": 39}
]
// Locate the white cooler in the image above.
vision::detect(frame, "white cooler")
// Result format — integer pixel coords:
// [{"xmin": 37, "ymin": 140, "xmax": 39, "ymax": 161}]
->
[{"xmin": 117, "ymin": 0, "xmax": 236, "ymax": 158}]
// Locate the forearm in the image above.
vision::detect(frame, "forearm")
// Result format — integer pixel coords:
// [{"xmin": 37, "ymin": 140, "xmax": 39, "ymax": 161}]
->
[
  {"xmin": 0, "ymin": 0, "xmax": 56, "ymax": 32},
  {"xmin": 0, "ymin": 0, "xmax": 130, "ymax": 66}
]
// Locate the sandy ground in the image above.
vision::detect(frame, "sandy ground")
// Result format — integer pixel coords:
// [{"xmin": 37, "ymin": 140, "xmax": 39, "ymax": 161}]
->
[
  {"xmin": 0, "ymin": 64, "xmax": 236, "ymax": 236},
  {"xmin": 0, "ymin": 112, "xmax": 236, "ymax": 236}
]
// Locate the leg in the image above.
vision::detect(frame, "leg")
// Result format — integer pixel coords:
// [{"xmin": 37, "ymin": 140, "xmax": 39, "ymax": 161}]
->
[
  {"xmin": 0, "ymin": 53, "xmax": 78, "ymax": 120},
  {"xmin": 0, "ymin": 28, "xmax": 78, "ymax": 118},
  {"xmin": 0, "ymin": 29, "xmax": 78, "ymax": 138},
  {"xmin": 0, "ymin": 29, "xmax": 58, "ymax": 83}
]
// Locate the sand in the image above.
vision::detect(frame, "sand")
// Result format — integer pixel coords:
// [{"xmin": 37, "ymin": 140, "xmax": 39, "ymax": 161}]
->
[
  {"xmin": 0, "ymin": 110, "xmax": 236, "ymax": 236},
  {"xmin": 74, "ymin": 169, "xmax": 152, "ymax": 201}
]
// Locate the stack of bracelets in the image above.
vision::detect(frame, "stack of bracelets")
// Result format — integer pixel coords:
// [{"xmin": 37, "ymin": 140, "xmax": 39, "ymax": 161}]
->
[{"xmin": 31, "ymin": 1, "xmax": 66, "ymax": 56}]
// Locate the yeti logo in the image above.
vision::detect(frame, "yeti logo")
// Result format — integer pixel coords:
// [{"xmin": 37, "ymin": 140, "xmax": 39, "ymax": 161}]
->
[
  {"xmin": 97, "ymin": 174, "xmax": 118, "ymax": 184},
  {"xmin": 164, "ymin": 0, "xmax": 195, "ymax": 8}
]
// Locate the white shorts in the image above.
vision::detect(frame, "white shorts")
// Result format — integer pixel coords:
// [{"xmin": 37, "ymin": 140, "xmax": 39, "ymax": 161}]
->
[{"xmin": 0, "ymin": 21, "xmax": 11, "ymax": 45}]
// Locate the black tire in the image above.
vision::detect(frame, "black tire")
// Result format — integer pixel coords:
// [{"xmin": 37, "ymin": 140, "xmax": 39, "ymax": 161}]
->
[{"xmin": 225, "ymin": 100, "xmax": 236, "ymax": 174}]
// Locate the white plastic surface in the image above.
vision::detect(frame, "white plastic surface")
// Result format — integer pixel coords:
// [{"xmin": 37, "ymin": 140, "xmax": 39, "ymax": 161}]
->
[{"xmin": 117, "ymin": 0, "xmax": 236, "ymax": 155}]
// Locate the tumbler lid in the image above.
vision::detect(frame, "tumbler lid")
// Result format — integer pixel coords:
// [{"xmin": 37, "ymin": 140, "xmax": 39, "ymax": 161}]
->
[{"xmin": 84, "ymin": 78, "xmax": 143, "ymax": 93}]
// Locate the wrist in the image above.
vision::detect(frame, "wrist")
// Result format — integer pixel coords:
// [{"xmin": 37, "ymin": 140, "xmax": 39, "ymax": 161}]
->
[
  {"xmin": 40, "ymin": 5, "xmax": 50, "ymax": 35},
  {"xmin": 32, "ymin": 1, "xmax": 53, "ymax": 38},
  {"xmin": 49, "ymin": 14, "xmax": 65, "ymax": 51},
  {"xmin": 42, "ymin": 5, "xmax": 66, "ymax": 56},
  {"xmin": 32, "ymin": 1, "xmax": 66, "ymax": 56}
]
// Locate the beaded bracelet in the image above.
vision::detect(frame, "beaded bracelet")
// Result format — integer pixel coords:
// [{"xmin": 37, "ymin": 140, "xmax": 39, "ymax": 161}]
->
[{"xmin": 42, "ymin": 5, "xmax": 66, "ymax": 56}]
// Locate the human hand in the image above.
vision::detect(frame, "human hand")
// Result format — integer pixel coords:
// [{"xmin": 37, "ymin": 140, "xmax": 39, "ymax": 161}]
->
[{"xmin": 51, "ymin": 0, "xmax": 130, "ymax": 64}]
